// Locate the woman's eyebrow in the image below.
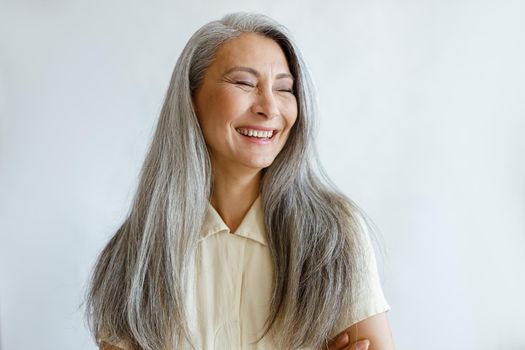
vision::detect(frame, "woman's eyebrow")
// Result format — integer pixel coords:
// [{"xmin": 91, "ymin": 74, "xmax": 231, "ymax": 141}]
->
[{"xmin": 224, "ymin": 66, "xmax": 294, "ymax": 81}]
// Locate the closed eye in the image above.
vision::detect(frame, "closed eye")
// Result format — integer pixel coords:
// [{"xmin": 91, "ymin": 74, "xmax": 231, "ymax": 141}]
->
[
  {"xmin": 234, "ymin": 80, "xmax": 294, "ymax": 94},
  {"xmin": 235, "ymin": 81, "xmax": 255, "ymax": 88}
]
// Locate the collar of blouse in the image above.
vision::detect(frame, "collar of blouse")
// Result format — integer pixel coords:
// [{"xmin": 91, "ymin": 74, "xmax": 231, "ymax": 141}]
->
[{"xmin": 198, "ymin": 194, "xmax": 267, "ymax": 246}]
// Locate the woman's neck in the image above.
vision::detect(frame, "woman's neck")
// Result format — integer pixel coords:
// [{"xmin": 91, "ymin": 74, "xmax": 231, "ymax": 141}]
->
[{"xmin": 210, "ymin": 166, "xmax": 262, "ymax": 234}]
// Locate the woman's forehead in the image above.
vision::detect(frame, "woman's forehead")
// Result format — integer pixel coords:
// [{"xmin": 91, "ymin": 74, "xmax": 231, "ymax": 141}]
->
[{"xmin": 211, "ymin": 33, "xmax": 291, "ymax": 75}]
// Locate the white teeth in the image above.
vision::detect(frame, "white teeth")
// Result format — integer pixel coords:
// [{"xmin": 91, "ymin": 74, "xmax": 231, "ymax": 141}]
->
[{"xmin": 236, "ymin": 128, "xmax": 274, "ymax": 138}]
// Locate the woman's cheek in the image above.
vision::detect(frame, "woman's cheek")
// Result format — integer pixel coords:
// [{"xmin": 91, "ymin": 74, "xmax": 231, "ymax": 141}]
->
[{"xmin": 284, "ymin": 104, "xmax": 298, "ymax": 126}]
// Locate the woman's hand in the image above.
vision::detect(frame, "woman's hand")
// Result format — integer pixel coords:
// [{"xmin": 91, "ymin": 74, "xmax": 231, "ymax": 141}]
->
[{"xmin": 326, "ymin": 331, "xmax": 370, "ymax": 350}]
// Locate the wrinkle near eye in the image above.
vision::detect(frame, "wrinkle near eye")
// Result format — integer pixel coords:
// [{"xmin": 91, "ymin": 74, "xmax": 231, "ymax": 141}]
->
[{"xmin": 221, "ymin": 76, "xmax": 236, "ymax": 84}]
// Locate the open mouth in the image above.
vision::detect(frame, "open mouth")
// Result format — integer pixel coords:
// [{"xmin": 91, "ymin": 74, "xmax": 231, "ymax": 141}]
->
[{"xmin": 235, "ymin": 128, "xmax": 278, "ymax": 140}]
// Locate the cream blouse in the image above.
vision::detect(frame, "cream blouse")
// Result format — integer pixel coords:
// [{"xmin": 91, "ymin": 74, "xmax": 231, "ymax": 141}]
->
[{"xmin": 99, "ymin": 194, "xmax": 391, "ymax": 349}]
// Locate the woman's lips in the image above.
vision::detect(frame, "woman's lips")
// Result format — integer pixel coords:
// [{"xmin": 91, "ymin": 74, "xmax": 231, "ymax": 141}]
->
[
  {"xmin": 235, "ymin": 125, "xmax": 278, "ymax": 132},
  {"xmin": 239, "ymin": 134, "xmax": 274, "ymax": 144}
]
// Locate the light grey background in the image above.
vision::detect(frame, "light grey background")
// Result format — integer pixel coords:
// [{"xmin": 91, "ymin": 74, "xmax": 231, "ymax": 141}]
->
[{"xmin": 1, "ymin": 1, "xmax": 524, "ymax": 349}]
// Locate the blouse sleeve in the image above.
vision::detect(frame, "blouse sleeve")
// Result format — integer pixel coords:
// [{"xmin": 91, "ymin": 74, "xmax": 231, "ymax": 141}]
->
[{"xmin": 333, "ymin": 212, "xmax": 391, "ymax": 336}]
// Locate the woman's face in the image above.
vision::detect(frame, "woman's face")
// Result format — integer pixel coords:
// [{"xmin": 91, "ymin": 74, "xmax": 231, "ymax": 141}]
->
[{"xmin": 192, "ymin": 32, "xmax": 298, "ymax": 173}]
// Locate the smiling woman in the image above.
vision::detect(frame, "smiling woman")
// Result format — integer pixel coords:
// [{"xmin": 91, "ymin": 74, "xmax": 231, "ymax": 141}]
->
[{"xmin": 84, "ymin": 12, "xmax": 394, "ymax": 350}]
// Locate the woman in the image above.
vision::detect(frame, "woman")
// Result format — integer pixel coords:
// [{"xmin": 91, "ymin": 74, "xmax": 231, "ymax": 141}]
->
[{"xmin": 85, "ymin": 12, "xmax": 394, "ymax": 350}]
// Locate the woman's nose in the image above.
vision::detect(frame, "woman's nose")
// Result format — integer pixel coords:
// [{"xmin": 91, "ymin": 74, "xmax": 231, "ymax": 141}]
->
[{"xmin": 251, "ymin": 87, "xmax": 279, "ymax": 119}]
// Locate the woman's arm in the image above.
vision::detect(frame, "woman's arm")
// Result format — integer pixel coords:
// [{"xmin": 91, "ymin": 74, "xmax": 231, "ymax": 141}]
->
[
  {"xmin": 347, "ymin": 312, "xmax": 394, "ymax": 350},
  {"xmin": 328, "ymin": 312, "xmax": 395, "ymax": 350}
]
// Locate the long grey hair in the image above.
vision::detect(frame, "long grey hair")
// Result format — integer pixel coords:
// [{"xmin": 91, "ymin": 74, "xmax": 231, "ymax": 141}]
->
[{"xmin": 84, "ymin": 11, "xmax": 378, "ymax": 350}]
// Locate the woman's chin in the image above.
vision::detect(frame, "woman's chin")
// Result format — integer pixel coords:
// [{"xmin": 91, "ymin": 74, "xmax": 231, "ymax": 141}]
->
[{"xmin": 242, "ymin": 158, "xmax": 275, "ymax": 171}]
